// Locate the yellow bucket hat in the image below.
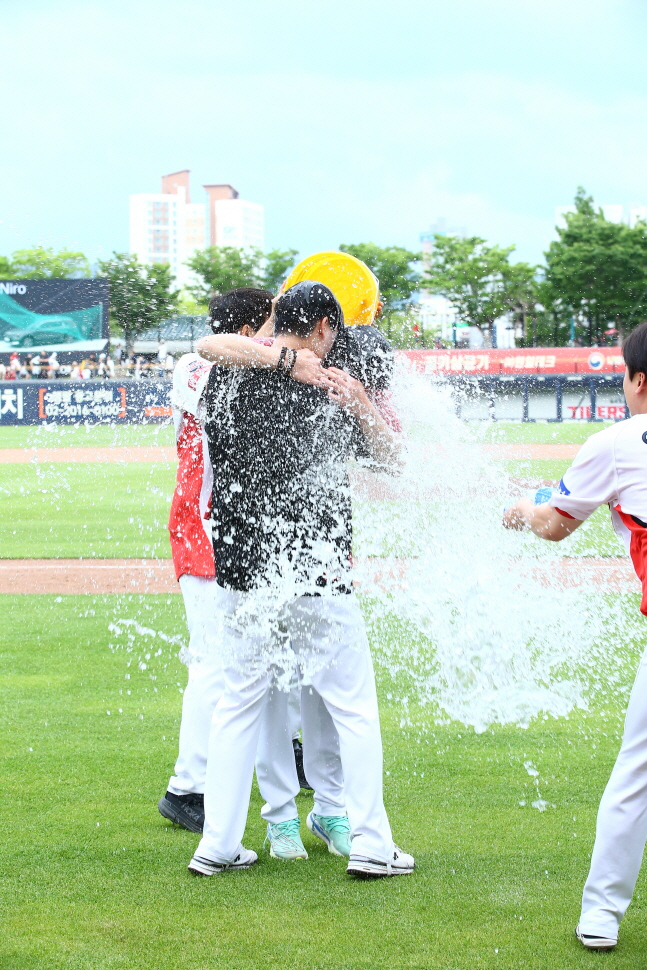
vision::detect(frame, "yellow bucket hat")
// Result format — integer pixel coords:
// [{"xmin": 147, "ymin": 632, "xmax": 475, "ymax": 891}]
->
[{"xmin": 282, "ymin": 251, "xmax": 379, "ymax": 327}]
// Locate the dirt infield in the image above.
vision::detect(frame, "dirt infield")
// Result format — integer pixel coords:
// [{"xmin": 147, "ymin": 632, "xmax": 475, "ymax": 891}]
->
[
  {"xmin": 0, "ymin": 559, "xmax": 178, "ymax": 594},
  {"xmin": 0, "ymin": 443, "xmax": 579, "ymax": 464},
  {"xmin": 0, "ymin": 446, "xmax": 176, "ymax": 464},
  {"xmin": 0, "ymin": 556, "xmax": 637, "ymax": 595}
]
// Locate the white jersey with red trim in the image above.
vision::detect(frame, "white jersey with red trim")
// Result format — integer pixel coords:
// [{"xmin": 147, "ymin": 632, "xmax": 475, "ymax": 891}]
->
[
  {"xmin": 548, "ymin": 414, "xmax": 647, "ymax": 613},
  {"xmin": 168, "ymin": 354, "xmax": 216, "ymax": 580}
]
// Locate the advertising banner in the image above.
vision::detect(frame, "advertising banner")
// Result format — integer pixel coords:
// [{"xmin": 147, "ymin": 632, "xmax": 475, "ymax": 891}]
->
[
  {"xmin": 0, "ymin": 278, "xmax": 109, "ymax": 358},
  {"xmin": 568, "ymin": 405, "xmax": 627, "ymax": 420},
  {"xmin": 399, "ymin": 347, "xmax": 625, "ymax": 375},
  {"xmin": 0, "ymin": 380, "xmax": 171, "ymax": 425}
]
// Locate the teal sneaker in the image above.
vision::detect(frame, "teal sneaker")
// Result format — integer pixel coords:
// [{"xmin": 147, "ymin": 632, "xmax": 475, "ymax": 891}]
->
[
  {"xmin": 306, "ymin": 811, "xmax": 352, "ymax": 856},
  {"xmin": 264, "ymin": 818, "xmax": 308, "ymax": 860}
]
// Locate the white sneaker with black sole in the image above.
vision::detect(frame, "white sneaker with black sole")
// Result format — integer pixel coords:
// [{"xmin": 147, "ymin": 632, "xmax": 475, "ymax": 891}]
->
[
  {"xmin": 346, "ymin": 845, "xmax": 414, "ymax": 878},
  {"xmin": 575, "ymin": 924, "xmax": 617, "ymax": 951},
  {"xmin": 188, "ymin": 844, "xmax": 258, "ymax": 876}
]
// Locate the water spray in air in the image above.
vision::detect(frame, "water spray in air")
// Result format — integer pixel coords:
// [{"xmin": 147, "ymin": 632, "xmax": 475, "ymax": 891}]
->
[{"xmin": 352, "ymin": 367, "xmax": 640, "ymax": 733}]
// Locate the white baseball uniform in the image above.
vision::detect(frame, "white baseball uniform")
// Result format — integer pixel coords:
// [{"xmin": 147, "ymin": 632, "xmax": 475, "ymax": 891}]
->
[
  {"xmin": 548, "ymin": 414, "xmax": 647, "ymax": 939},
  {"xmin": 166, "ymin": 353, "xmax": 344, "ymax": 823}
]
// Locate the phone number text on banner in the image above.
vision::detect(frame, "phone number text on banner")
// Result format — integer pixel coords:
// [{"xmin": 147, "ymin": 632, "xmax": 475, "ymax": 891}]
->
[{"xmin": 0, "ymin": 381, "xmax": 172, "ymax": 424}]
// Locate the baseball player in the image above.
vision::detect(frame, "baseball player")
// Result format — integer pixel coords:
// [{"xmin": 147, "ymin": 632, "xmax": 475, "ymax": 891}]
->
[
  {"xmin": 189, "ymin": 281, "xmax": 414, "ymax": 878},
  {"xmin": 159, "ymin": 287, "xmax": 350, "ymax": 859},
  {"xmin": 503, "ymin": 320, "xmax": 647, "ymax": 951}
]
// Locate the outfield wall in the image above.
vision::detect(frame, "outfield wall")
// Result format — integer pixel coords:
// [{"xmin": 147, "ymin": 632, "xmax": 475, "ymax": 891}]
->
[
  {"xmin": 0, "ymin": 360, "xmax": 628, "ymax": 426},
  {"xmin": 399, "ymin": 346, "xmax": 624, "ymax": 375},
  {"xmin": 0, "ymin": 380, "xmax": 172, "ymax": 425}
]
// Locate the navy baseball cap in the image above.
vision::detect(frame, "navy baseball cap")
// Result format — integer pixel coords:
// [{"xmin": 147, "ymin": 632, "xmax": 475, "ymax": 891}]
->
[{"xmin": 275, "ymin": 281, "xmax": 344, "ymax": 334}]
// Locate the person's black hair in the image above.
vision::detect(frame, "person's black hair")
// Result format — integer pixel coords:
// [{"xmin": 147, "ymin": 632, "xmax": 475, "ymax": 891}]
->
[
  {"xmin": 274, "ymin": 281, "xmax": 343, "ymax": 337},
  {"xmin": 623, "ymin": 322, "xmax": 647, "ymax": 379},
  {"xmin": 325, "ymin": 325, "xmax": 394, "ymax": 392},
  {"xmin": 208, "ymin": 288, "xmax": 273, "ymax": 335},
  {"xmin": 347, "ymin": 325, "xmax": 394, "ymax": 391}
]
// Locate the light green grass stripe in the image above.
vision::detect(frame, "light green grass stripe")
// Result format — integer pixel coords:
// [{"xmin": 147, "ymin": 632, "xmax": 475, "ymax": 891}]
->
[
  {"xmin": 479, "ymin": 421, "xmax": 617, "ymax": 444},
  {"xmin": 0, "ymin": 463, "xmax": 176, "ymax": 559},
  {"xmin": 0, "ymin": 418, "xmax": 611, "ymax": 451},
  {"xmin": 0, "ymin": 423, "xmax": 175, "ymax": 449},
  {"xmin": 0, "ymin": 462, "xmax": 624, "ymax": 560},
  {"xmin": 0, "ymin": 457, "xmax": 625, "ymax": 560}
]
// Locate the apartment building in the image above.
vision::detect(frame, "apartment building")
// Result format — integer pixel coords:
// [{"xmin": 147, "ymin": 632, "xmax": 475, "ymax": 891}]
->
[{"xmin": 130, "ymin": 170, "xmax": 265, "ymax": 288}]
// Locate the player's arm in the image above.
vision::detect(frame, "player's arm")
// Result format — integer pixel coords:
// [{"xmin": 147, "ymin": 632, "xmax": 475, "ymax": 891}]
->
[
  {"xmin": 198, "ymin": 333, "xmax": 278, "ymax": 368},
  {"xmin": 503, "ymin": 498, "xmax": 583, "ymax": 541},
  {"xmin": 196, "ymin": 334, "xmax": 332, "ymax": 388},
  {"xmin": 325, "ymin": 367, "xmax": 402, "ymax": 469},
  {"xmin": 503, "ymin": 429, "xmax": 617, "ymax": 541}
]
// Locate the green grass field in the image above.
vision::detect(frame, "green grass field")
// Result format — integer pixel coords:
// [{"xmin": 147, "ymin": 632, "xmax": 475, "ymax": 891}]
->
[
  {"xmin": 0, "ymin": 462, "xmax": 176, "ymax": 559},
  {"xmin": 2, "ymin": 593, "xmax": 647, "ymax": 970},
  {"xmin": 1, "ymin": 418, "xmax": 643, "ymax": 968},
  {"xmin": 0, "ymin": 421, "xmax": 625, "ymax": 560},
  {"xmin": 0, "ymin": 421, "xmax": 175, "ymax": 450},
  {"xmin": 480, "ymin": 421, "xmax": 617, "ymax": 444}
]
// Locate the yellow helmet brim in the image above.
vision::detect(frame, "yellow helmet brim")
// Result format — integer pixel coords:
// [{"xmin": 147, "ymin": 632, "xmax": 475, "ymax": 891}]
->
[{"xmin": 283, "ymin": 251, "xmax": 379, "ymax": 327}]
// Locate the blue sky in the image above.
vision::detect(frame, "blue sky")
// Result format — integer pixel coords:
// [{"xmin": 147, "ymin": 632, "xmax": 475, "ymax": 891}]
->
[{"xmin": 2, "ymin": 0, "xmax": 647, "ymax": 267}]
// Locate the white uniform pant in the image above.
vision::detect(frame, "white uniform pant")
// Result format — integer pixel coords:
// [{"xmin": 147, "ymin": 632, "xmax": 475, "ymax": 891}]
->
[
  {"xmin": 581, "ymin": 651, "xmax": 647, "ymax": 938},
  {"xmin": 169, "ymin": 575, "xmax": 344, "ymax": 823},
  {"xmin": 196, "ymin": 590, "xmax": 393, "ymax": 865},
  {"xmin": 256, "ymin": 684, "xmax": 345, "ymax": 821},
  {"xmin": 168, "ymin": 575, "xmax": 226, "ymax": 796}
]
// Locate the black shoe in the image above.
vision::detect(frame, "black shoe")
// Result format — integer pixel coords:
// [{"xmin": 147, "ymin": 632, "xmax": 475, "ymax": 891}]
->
[
  {"xmin": 293, "ymin": 738, "xmax": 313, "ymax": 790},
  {"xmin": 158, "ymin": 791, "xmax": 205, "ymax": 833}
]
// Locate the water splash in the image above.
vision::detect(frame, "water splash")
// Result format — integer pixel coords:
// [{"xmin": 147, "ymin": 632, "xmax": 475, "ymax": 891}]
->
[
  {"xmin": 105, "ymin": 369, "xmax": 643, "ymax": 736},
  {"xmin": 353, "ymin": 370, "xmax": 639, "ymax": 733}
]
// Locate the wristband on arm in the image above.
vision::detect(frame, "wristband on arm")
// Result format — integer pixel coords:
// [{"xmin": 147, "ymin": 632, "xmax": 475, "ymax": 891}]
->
[{"xmin": 276, "ymin": 347, "xmax": 297, "ymax": 376}]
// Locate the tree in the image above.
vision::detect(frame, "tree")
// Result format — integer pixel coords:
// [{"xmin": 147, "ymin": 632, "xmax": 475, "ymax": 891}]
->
[
  {"xmin": 373, "ymin": 307, "xmax": 426, "ymax": 349},
  {"xmin": 339, "ymin": 243, "xmax": 421, "ymax": 310},
  {"xmin": 544, "ymin": 187, "xmax": 647, "ymax": 343},
  {"xmin": 97, "ymin": 253, "xmax": 179, "ymax": 355},
  {"xmin": 0, "ymin": 255, "xmax": 14, "ymax": 278},
  {"xmin": 260, "ymin": 248, "xmax": 299, "ymax": 292},
  {"xmin": 185, "ymin": 247, "xmax": 261, "ymax": 304},
  {"xmin": 423, "ymin": 235, "xmax": 538, "ymax": 345},
  {"xmin": 185, "ymin": 246, "xmax": 300, "ymax": 303},
  {"xmin": 505, "ymin": 260, "xmax": 542, "ymax": 346},
  {"xmin": 10, "ymin": 245, "xmax": 90, "ymax": 278},
  {"xmin": 517, "ymin": 277, "xmax": 572, "ymax": 347}
]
